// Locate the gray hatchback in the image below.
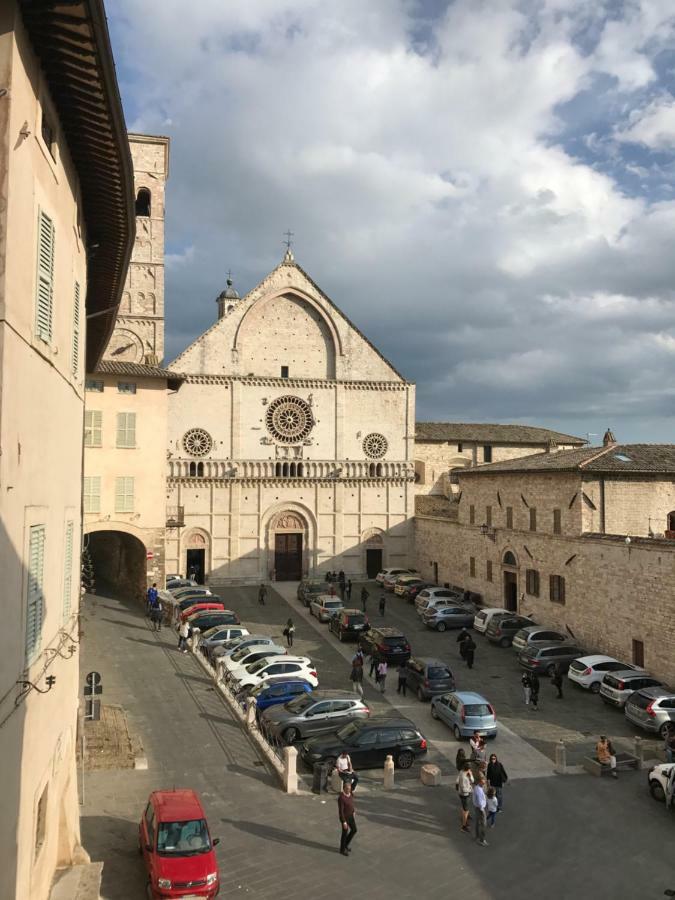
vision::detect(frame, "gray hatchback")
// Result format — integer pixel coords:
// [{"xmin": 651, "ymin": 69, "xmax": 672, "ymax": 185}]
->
[
  {"xmin": 404, "ymin": 657, "xmax": 455, "ymax": 701},
  {"xmin": 259, "ymin": 690, "xmax": 369, "ymax": 744},
  {"xmin": 624, "ymin": 687, "xmax": 675, "ymax": 738},
  {"xmin": 422, "ymin": 605, "xmax": 474, "ymax": 632},
  {"xmin": 517, "ymin": 643, "xmax": 585, "ymax": 676}
]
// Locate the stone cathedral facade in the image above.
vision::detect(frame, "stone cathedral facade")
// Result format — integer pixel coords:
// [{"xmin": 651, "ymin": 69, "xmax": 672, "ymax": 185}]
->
[{"xmin": 165, "ymin": 251, "xmax": 416, "ymax": 582}]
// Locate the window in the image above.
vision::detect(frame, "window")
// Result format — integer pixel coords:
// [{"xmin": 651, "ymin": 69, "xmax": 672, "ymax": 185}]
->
[
  {"xmin": 485, "ymin": 506, "xmax": 492, "ymax": 527},
  {"xmin": 85, "ymin": 379, "xmax": 104, "ymax": 393},
  {"xmin": 189, "ymin": 462, "xmax": 204, "ymax": 477},
  {"xmin": 62, "ymin": 521, "xmax": 74, "ymax": 621},
  {"xmin": 506, "ymin": 506, "xmax": 513, "ymax": 529},
  {"xmin": 36, "ymin": 209, "xmax": 55, "ymax": 342},
  {"xmin": 457, "ymin": 442, "xmax": 463, "ymax": 452},
  {"xmin": 549, "ymin": 574, "xmax": 565, "ymax": 605},
  {"xmin": 526, "ymin": 568, "xmax": 540, "ymax": 596},
  {"xmin": 529, "ymin": 507, "xmax": 537, "ymax": 532},
  {"xmin": 72, "ymin": 281, "xmax": 81, "ymax": 375},
  {"xmin": 483, "ymin": 445, "xmax": 492, "ymax": 462},
  {"xmin": 135, "ymin": 188, "xmax": 151, "ymax": 217},
  {"xmin": 116, "ymin": 412, "xmax": 136, "ymax": 448},
  {"xmin": 469, "ymin": 505, "xmax": 475, "ymax": 525},
  {"xmin": 26, "ymin": 525, "xmax": 46, "ymax": 665},
  {"xmin": 84, "ymin": 410, "xmax": 102, "ymax": 447},
  {"xmin": 115, "ymin": 477, "xmax": 135, "ymax": 513},
  {"xmin": 553, "ymin": 508, "xmax": 561, "ymax": 534},
  {"xmin": 503, "ymin": 550, "xmax": 517, "ymax": 566},
  {"xmin": 486, "ymin": 560, "xmax": 493, "ymax": 582},
  {"xmin": 83, "ymin": 476, "xmax": 101, "ymax": 514},
  {"xmin": 281, "ymin": 366, "xmax": 289, "ymax": 378},
  {"xmin": 469, "ymin": 556, "xmax": 476, "ymax": 577},
  {"xmin": 117, "ymin": 382, "xmax": 137, "ymax": 395},
  {"xmin": 632, "ymin": 639, "xmax": 645, "ymax": 668},
  {"xmin": 34, "ymin": 783, "xmax": 49, "ymax": 860},
  {"xmin": 41, "ymin": 109, "xmax": 56, "ymax": 158}
]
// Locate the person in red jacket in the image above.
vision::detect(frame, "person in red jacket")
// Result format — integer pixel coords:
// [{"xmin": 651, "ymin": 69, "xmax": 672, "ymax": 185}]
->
[{"xmin": 337, "ymin": 781, "xmax": 357, "ymax": 856}]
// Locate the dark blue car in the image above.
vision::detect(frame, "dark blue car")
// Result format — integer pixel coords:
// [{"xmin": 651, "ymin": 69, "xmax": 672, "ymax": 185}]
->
[{"xmin": 237, "ymin": 677, "xmax": 314, "ymax": 713}]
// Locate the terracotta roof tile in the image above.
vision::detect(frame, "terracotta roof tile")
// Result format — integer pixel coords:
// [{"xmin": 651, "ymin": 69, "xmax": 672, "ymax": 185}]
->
[{"xmin": 415, "ymin": 422, "xmax": 585, "ymax": 445}]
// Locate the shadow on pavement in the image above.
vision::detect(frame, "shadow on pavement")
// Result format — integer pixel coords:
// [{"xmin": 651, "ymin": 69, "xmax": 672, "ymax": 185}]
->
[
  {"xmin": 100, "ymin": 618, "xmax": 149, "ymax": 630},
  {"xmin": 124, "ymin": 636, "xmax": 176, "ymax": 650},
  {"xmin": 220, "ymin": 817, "xmax": 334, "ymax": 853},
  {"xmin": 81, "ymin": 815, "xmax": 146, "ymax": 900}
]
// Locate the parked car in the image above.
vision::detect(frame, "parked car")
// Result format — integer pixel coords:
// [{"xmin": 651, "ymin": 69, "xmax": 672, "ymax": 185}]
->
[
  {"xmin": 422, "ymin": 605, "xmax": 475, "ymax": 632},
  {"xmin": 394, "ymin": 576, "xmax": 427, "ymax": 597},
  {"xmin": 404, "ymin": 657, "xmax": 455, "ymax": 701},
  {"xmin": 138, "ymin": 789, "xmax": 220, "ymax": 900},
  {"xmin": 625, "ymin": 687, "xmax": 675, "ymax": 738},
  {"xmin": 178, "ymin": 595, "xmax": 223, "ymax": 613},
  {"xmin": 236, "ymin": 677, "xmax": 314, "ymax": 712},
  {"xmin": 486, "ymin": 613, "xmax": 535, "ymax": 648},
  {"xmin": 186, "ymin": 611, "xmax": 240, "ymax": 637},
  {"xmin": 297, "ymin": 579, "xmax": 332, "ymax": 607},
  {"xmin": 512, "ymin": 626, "xmax": 569, "ymax": 653},
  {"xmin": 517, "ymin": 643, "xmax": 585, "ymax": 675},
  {"xmin": 414, "ymin": 587, "xmax": 463, "ymax": 615},
  {"xmin": 358, "ymin": 626, "xmax": 411, "ymax": 664},
  {"xmin": 376, "ymin": 567, "xmax": 418, "ymax": 585},
  {"xmin": 431, "ymin": 691, "xmax": 497, "ymax": 740},
  {"xmin": 400, "ymin": 581, "xmax": 435, "ymax": 603},
  {"xmin": 170, "ymin": 586, "xmax": 212, "ymax": 600},
  {"xmin": 309, "ymin": 594, "xmax": 344, "ymax": 622},
  {"xmin": 179, "ymin": 601, "xmax": 226, "ymax": 622},
  {"xmin": 328, "ymin": 609, "xmax": 370, "ymax": 641},
  {"xmin": 568, "ymin": 655, "xmax": 639, "ymax": 693},
  {"xmin": 473, "ymin": 607, "xmax": 509, "ymax": 634},
  {"xmin": 260, "ymin": 691, "xmax": 369, "ymax": 743},
  {"xmin": 648, "ymin": 763, "xmax": 675, "ymax": 807},
  {"xmin": 222, "ymin": 643, "xmax": 286, "ymax": 678},
  {"xmin": 236, "ymin": 656, "xmax": 318, "ymax": 691},
  {"xmin": 212, "ymin": 635, "xmax": 276, "ymax": 663},
  {"xmin": 300, "ymin": 715, "xmax": 428, "ymax": 770},
  {"xmin": 599, "ymin": 670, "xmax": 665, "ymax": 708},
  {"xmin": 166, "ymin": 578, "xmax": 192, "ymax": 590},
  {"xmin": 199, "ymin": 626, "xmax": 250, "ymax": 661}
]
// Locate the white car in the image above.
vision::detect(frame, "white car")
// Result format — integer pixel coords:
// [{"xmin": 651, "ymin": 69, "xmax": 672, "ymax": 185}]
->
[
  {"xmin": 309, "ymin": 594, "xmax": 344, "ymax": 622},
  {"xmin": 375, "ymin": 568, "xmax": 417, "ymax": 584},
  {"xmin": 648, "ymin": 763, "xmax": 674, "ymax": 808},
  {"xmin": 473, "ymin": 608, "xmax": 510, "ymax": 634},
  {"xmin": 236, "ymin": 656, "xmax": 319, "ymax": 690},
  {"xmin": 567, "ymin": 655, "xmax": 639, "ymax": 693},
  {"xmin": 222, "ymin": 643, "xmax": 286, "ymax": 678}
]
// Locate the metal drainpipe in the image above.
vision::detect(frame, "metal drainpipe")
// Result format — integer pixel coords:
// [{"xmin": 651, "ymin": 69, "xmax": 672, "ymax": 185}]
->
[{"xmin": 599, "ymin": 477, "xmax": 606, "ymax": 533}]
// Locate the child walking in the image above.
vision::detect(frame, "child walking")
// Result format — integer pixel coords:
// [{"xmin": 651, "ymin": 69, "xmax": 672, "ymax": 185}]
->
[{"xmin": 486, "ymin": 787, "xmax": 499, "ymax": 828}]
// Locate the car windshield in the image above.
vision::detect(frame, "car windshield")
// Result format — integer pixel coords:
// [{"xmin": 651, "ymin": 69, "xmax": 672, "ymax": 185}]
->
[
  {"xmin": 156, "ymin": 818, "xmax": 211, "ymax": 855},
  {"xmin": 324, "ymin": 600, "xmax": 342, "ymax": 608},
  {"xmin": 285, "ymin": 694, "xmax": 314, "ymax": 713},
  {"xmin": 428, "ymin": 667, "xmax": 452, "ymax": 679},
  {"xmin": 464, "ymin": 704, "xmax": 491, "ymax": 717},
  {"xmin": 383, "ymin": 636, "xmax": 405, "ymax": 644},
  {"xmin": 246, "ymin": 658, "xmax": 271, "ymax": 674},
  {"xmin": 346, "ymin": 615, "xmax": 365, "ymax": 625}
]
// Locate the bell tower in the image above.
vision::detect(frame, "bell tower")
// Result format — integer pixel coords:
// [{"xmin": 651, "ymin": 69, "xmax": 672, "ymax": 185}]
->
[{"xmin": 103, "ymin": 133, "xmax": 169, "ymax": 365}]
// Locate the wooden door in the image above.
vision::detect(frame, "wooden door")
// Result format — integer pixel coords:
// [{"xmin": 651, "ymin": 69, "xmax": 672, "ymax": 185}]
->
[{"xmin": 275, "ymin": 533, "xmax": 303, "ymax": 581}]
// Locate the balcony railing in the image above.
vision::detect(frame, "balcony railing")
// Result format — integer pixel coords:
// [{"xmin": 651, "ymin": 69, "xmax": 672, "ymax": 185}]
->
[
  {"xmin": 166, "ymin": 506, "xmax": 185, "ymax": 527},
  {"xmin": 167, "ymin": 458, "xmax": 415, "ymax": 481}
]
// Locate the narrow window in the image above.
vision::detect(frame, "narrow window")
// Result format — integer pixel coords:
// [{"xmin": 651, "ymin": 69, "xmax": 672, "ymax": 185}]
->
[
  {"xmin": 506, "ymin": 506, "xmax": 513, "ymax": 529},
  {"xmin": 34, "ymin": 784, "xmax": 49, "ymax": 860},
  {"xmin": 62, "ymin": 521, "xmax": 74, "ymax": 622},
  {"xmin": 283, "ymin": 463, "xmax": 289, "ymax": 477},
  {"xmin": 117, "ymin": 382, "xmax": 137, "ymax": 395},
  {"xmin": 135, "ymin": 188, "xmax": 151, "ymax": 217},
  {"xmin": 36, "ymin": 209, "xmax": 55, "ymax": 342},
  {"xmin": 275, "ymin": 462, "xmax": 282, "ymax": 476},
  {"xmin": 41, "ymin": 109, "xmax": 56, "ymax": 159},
  {"xmin": 549, "ymin": 574, "xmax": 565, "ymax": 605},
  {"xmin": 529, "ymin": 507, "xmax": 537, "ymax": 532},
  {"xmin": 632, "ymin": 639, "xmax": 645, "ymax": 668},
  {"xmin": 85, "ymin": 379, "xmax": 104, "ymax": 393},
  {"xmin": 72, "ymin": 281, "xmax": 81, "ymax": 375},
  {"xmin": 116, "ymin": 412, "xmax": 136, "ymax": 449},
  {"xmin": 289, "ymin": 462, "xmax": 296, "ymax": 477},
  {"xmin": 84, "ymin": 410, "xmax": 102, "ymax": 448},
  {"xmin": 486, "ymin": 505, "xmax": 492, "ymax": 527},
  {"xmin": 83, "ymin": 477, "xmax": 101, "ymax": 514},
  {"xmin": 526, "ymin": 569, "xmax": 540, "ymax": 596},
  {"xmin": 115, "ymin": 477, "xmax": 135, "ymax": 513},
  {"xmin": 553, "ymin": 509, "xmax": 562, "ymax": 534},
  {"xmin": 189, "ymin": 462, "xmax": 197, "ymax": 477},
  {"xmin": 196, "ymin": 462, "xmax": 204, "ymax": 477},
  {"xmin": 376, "ymin": 463, "xmax": 383, "ymax": 477},
  {"xmin": 469, "ymin": 556, "xmax": 476, "ymax": 577},
  {"xmin": 486, "ymin": 560, "xmax": 493, "ymax": 582},
  {"xmin": 26, "ymin": 525, "xmax": 46, "ymax": 665},
  {"xmin": 483, "ymin": 445, "xmax": 492, "ymax": 463},
  {"xmin": 457, "ymin": 442, "xmax": 463, "ymax": 452},
  {"xmin": 281, "ymin": 366, "xmax": 289, "ymax": 378},
  {"xmin": 469, "ymin": 505, "xmax": 475, "ymax": 525},
  {"xmin": 369, "ymin": 463, "xmax": 376, "ymax": 477},
  {"xmin": 297, "ymin": 463, "xmax": 304, "ymax": 477}
]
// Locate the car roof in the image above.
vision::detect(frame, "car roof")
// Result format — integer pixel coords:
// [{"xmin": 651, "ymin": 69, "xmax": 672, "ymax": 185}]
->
[
  {"xmin": 305, "ymin": 690, "xmax": 362, "ymax": 700},
  {"xmin": 519, "ymin": 625, "xmax": 557, "ymax": 633},
  {"xmin": 411, "ymin": 657, "xmax": 450, "ymax": 668},
  {"xmin": 151, "ymin": 789, "xmax": 204, "ymax": 821},
  {"xmin": 608, "ymin": 669, "xmax": 651, "ymax": 680},
  {"xmin": 635, "ymin": 686, "xmax": 675, "ymax": 699},
  {"xmin": 340, "ymin": 608, "xmax": 365, "ymax": 615},
  {"xmin": 370, "ymin": 626, "xmax": 406, "ymax": 636},
  {"xmin": 529, "ymin": 644, "xmax": 582, "ymax": 654},
  {"xmin": 453, "ymin": 691, "xmax": 490, "ymax": 703},
  {"xmin": 317, "ymin": 595, "xmax": 343, "ymax": 602},
  {"xmin": 575, "ymin": 655, "xmax": 619, "ymax": 665},
  {"xmin": 361, "ymin": 715, "xmax": 417, "ymax": 727},
  {"xmin": 476, "ymin": 607, "xmax": 508, "ymax": 615},
  {"xmin": 258, "ymin": 655, "xmax": 309, "ymax": 665}
]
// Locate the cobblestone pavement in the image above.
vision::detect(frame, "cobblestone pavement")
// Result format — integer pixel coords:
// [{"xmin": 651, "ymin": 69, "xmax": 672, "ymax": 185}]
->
[{"xmin": 80, "ymin": 587, "xmax": 674, "ymax": 900}]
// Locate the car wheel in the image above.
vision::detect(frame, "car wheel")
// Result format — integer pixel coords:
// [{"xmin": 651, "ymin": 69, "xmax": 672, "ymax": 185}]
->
[
  {"xmin": 499, "ymin": 637, "xmax": 510, "ymax": 648},
  {"xmin": 430, "ymin": 704, "xmax": 439, "ymax": 720},
  {"xmin": 436, "ymin": 622, "xmax": 447, "ymax": 632},
  {"xmin": 284, "ymin": 727, "xmax": 300, "ymax": 744},
  {"xmin": 546, "ymin": 664, "xmax": 556, "ymax": 676},
  {"xmin": 659, "ymin": 722, "xmax": 673, "ymax": 739},
  {"xmin": 453, "ymin": 725, "xmax": 463, "ymax": 740},
  {"xmin": 590, "ymin": 681, "xmax": 601, "ymax": 694},
  {"xmin": 650, "ymin": 780, "xmax": 666, "ymax": 802},
  {"xmin": 417, "ymin": 687, "xmax": 425, "ymax": 702},
  {"xmin": 397, "ymin": 751, "xmax": 414, "ymax": 769}
]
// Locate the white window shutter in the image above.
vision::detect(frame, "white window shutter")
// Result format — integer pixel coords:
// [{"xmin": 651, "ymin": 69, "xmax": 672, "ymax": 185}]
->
[
  {"xmin": 128, "ymin": 413, "xmax": 136, "ymax": 447},
  {"xmin": 72, "ymin": 281, "xmax": 81, "ymax": 374},
  {"xmin": 85, "ymin": 411, "xmax": 102, "ymax": 447},
  {"xmin": 26, "ymin": 525, "xmax": 46, "ymax": 664},
  {"xmin": 63, "ymin": 521, "xmax": 74, "ymax": 621},
  {"xmin": 83, "ymin": 476, "xmax": 101, "ymax": 513},
  {"xmin": 116, "ymin": 412, "xmax": 136, "ymax": 448},
  {"xmin": 36, "ymin": 211, "xmax": 54, "ymax": 341},
  {"xmin": 115, "ymin": 476, "xmax": 134, "ymax": 512}
]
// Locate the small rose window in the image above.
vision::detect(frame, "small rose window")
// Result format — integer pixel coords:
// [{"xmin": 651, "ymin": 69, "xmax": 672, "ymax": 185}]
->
[{"xmin": 182, "ymin": 428, "xmax": 213, "ymax": 458}]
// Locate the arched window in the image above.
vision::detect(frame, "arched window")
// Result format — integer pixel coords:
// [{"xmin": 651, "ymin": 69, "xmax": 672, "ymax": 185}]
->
[
  {"xmin": 667, "ymin": 511, "xmax": 675, "ymax": 536},
  {"xmin": 297, "ymin": 463, "xmax": 304, "ymax": 477},
  {"xmin": 189, "ymin": 462, "xmax": 196, "ymax": 477},
  {"xmin": 376, "ymin": 463, "xmax": 383, "ymax": 477},
  {"xmin": 282, "ymin": 463, "xmax": 289, "ymax": 477},
  {"xmin": 135, "ymin": 188, "xmax": 151, "ymax": 217},
  {"xmin": 289, "ymin": 463, "xmax": 296, "ymax": 477},
  {"xmin": 196, "ymin": 462, "xmax": 204, "ymax": 477},
  {"xmin": 369, "ymin": 463, "xmax": 376, "ymax": 477},
  {"xmin": 503, "ymin": 551, "xmax": 517, "ymax": 567},
  {"xmin": 275, "ymin": 462, "xmax": 282, "ymax": 477}
]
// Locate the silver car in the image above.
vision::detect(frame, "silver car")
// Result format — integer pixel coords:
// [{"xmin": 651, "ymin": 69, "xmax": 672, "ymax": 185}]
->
[
  {"xmin": 600, "ymin": 671, "xmax": 664, "ymax": 708},
  {"xmin": 511, "ymin": 626, "xmax": 568, "ymax": 653},
  {"xmin": 624, "ymin": 687, "xmax": 675, "ymax": 737},
  {"xmin": 259, "ymin": 690, "xmax": 369, "ymax": 744},
  {"xmin": 309, "ymin": 594, "xmax": 344, "ymax": 622},
  {"xmin": 422, "ymin": 605, "xmax": 474, "ymax": 632},
  {"xmin": 415, "ymin": 587, "xmax": 462, "ymax": 616}
]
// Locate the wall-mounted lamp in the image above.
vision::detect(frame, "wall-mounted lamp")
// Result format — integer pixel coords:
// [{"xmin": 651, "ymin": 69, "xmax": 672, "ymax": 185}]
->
[{"xmin": 480, "ymin": 523, "xmax": 496, "ymax": 542}]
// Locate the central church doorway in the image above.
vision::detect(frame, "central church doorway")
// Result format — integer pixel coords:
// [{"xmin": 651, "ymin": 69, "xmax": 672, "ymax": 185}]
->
[
  {"xmin": 275, "ymin": 533, "xmax": 303, "ymax": 581},
  {"xmin": 366, "ymin": 549, "xmax": 382, "ymax": 579}
]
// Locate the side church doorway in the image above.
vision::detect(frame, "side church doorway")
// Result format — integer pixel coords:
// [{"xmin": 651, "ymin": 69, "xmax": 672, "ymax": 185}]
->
[
  {"xmin": 186, "ymin": 549, "xmax": 205, "ymax": 584},
  {"xmin": 502, "ymin": 551, "xmax": 518, "ymax": 612},
  {"xmin": 275, "ymin": 533, "xmax": 303, "ymax": 581},
  {"xmin": 366, "ymin": 549, "xmax": 382, "ymax": 579}
]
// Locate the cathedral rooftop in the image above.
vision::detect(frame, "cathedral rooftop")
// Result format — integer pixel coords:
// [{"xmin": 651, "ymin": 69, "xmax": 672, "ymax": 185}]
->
[
  {"xmin": 458, "ymin": 443, "xmax": 675, "ymax": 476},
  {"xmin": 415, "ymin": 422, "xmax": 585, "ymax": 446}
]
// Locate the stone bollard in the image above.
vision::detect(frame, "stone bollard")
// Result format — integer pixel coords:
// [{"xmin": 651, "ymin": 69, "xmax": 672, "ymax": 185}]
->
[
  {"xmin": 383, "ymin": 754, "xmax": 395, "ymax": 789},
  {"xmin": 191, "ymin": 628, "xmax": 201, "ymax": 652},
  {"xmin": 284, "ymin": 745, "xmax": 298, "ymax": 794},
  {"xmin": 420, "ymin": 764, "xmax": 441, "ymax": 786},
  {"xmin": 330, "ymin": 768, "xmax": 342, "ymax": 793},
  {"xmin": 554, "ymin": 740, "xmax": 566, "ymax": 774},
  {"xmin": 634, "ymin": 735, "xmax": 644, "ymax": 766},
  {"xmin": 246, "ymin": 698, "xmax": 257, "ymax": 730}
]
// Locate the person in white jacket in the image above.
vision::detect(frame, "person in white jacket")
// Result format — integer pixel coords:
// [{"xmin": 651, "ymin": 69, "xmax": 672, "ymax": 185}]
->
[{"xmin": 178, "ymin": 619, "xmax": 190, "ymax": 654}]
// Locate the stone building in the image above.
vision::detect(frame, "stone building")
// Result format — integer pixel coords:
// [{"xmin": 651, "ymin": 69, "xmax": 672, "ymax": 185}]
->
[
  {"xmin": 0, "ymin": 3, "xmax": 134, "ymax": 898},
  {"xmin": 415, "ymin": 441, "xmax": 675, "ymax": 683},
  {"xmin": 166, "ymin": 250, "xmax": 416, "ymax": 583},
  {"xmin": 84, "ymin": 134, "xmax": 181, "ymax": 595}
]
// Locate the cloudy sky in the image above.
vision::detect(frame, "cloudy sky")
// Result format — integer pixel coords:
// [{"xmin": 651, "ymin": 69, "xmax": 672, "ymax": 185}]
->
[{"xmin": 108, "ymin": 0, "xmax": 675, "ymax": 442}]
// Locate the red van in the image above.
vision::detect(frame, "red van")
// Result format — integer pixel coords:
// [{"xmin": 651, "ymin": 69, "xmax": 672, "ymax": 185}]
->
[{"xmin": 139, "ymin": 789, "xmax": 220, "ymax": 898}]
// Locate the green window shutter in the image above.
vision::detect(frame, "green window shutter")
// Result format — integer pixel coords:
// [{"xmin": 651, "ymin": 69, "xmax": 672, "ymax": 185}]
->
[
  {"xmin": 115, "ymin": 477, "xmax": 134, "ymax": 513},
  {"xmin": 63, "ymin": 521, "xmax": 74, "ymax": 621},
  {"xmin": 116, "ymin": 412, "xmax": 136, "ymax": 448},
  {"xmin": 36, "ymin": 210, "xmax": 54, "ymax": 341},
  {"xmin": 26, "ymin": 525, "xmax": 46, "ymax": 664},
  {"xmin": 84, "ymin": 411, "xmax": 102, "ymax": 447},
  {"xmin": 72, "ymin": 281, "xmax": 81, "ymax": 374}
]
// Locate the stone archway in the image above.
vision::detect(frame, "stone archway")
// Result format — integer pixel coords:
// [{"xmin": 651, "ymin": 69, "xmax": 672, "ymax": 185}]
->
[
  {"xmin": 86, "ymin": 529, "xmax": 146, "ymax": 603},
  {"xmin": 182, "ymin": 529, "xmax": 211, "ymax": 584},
  {"xmin": 502, "ymin": 549, "xmax": 519, "ymax": 612},
  {"xmin": 269, "ymin": 512, "xmax": 306, "ymax": 582},
  {"xmin": 362, "ymin": 528, "xmax": 385, "ymax": 579}
]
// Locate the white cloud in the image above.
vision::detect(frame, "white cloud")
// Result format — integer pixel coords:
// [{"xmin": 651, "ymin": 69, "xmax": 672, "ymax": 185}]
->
[{"xmin": 617, "ymin": 98, "xmax": 675, "ymax": 149}]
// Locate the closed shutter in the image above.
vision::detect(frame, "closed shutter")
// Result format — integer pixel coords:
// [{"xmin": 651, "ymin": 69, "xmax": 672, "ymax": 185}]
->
[
  {"xmin": 115, "ymin": 477, "xmax": 134, "ymax": 513},
  {"xmin": 26, "ymin": 525, "xmax": 46, "ymax": 664},
  {"xmin": 72, "ymin": 281, "xmax": 81, "ymax": 374},
  {"xmin": 84, "ymin": 410, "xmax": 102, "ymax": 447},
  {"xmin": 63, "ymin": 521, "xmax": 74, "ymax": 621},
  {"xmin": 36, "ymin": 210, "xmax": 55, "ymax": 341},
  {"xmin": 83, "ymin": 476, "xmax": 101, "ymax": 514},
  {"xmin": 116, "ymin": 412, "xmax": 136, "ymax": 448}
]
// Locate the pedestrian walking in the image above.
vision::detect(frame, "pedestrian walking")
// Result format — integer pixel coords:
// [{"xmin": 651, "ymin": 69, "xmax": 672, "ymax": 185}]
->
[
  {"xmin": 146, "ymin": 583, "xmax": 158, "ymax": 615},
  {"xmin": 336, "ymin": 750, "xmax": 359, "ymax": 791},
  {"xmin": 349, "ymin": 652, "xmax": 364, "ymax": 697},
  {"xmin": 189, "ymin": 567, "xmax": 197, "ymax": 584},
  {"xmin": 464, "ymin": 635, "xmax": 476, "ymax": 669},
  {"xmin": 665, "ymin": 725, "xmax": 675, "ymax": 763},
  {"xmin": 455, "ymin": 761, "xmax": 474, "ymax": 833},
  {"xmin": 457, "ymin": 627, "xmax": 470, "ymax": 659},
  {"xmin": 338, "ymin": 781, "xmax": 357, "ymax": 856},
  {"xmin": 551, "ymin": 664, "xmax": 564, "ymax": 699},
  {"xmin": 397, "ymin": 660, "xmax": 408, "ymax": 696},
  {"xmin": 378, "ymin": 594, "xmax": 386, "ymax": 617},
  {"xmin": 486, "ymin": 788, "xmax": 499, "ymax": 828},
  {"xmin": 258, "ymin": 583, "xmax": 267, "ymax": 606},
  {"xmin": 522, "ymin": 671, "xmax": 532, "ymax": 706},
  {"xmin": 360, "ymin": 587, "xmax": 369, "ymax": 612},
  {"xmin": 369, "ymin": 650, "xmax": 378, "ymax": 679},
  {"xmin": 178, "ymin": 618, "xmax": 190, "ymax": 653},
  {"xmin": 596, "ymin": 735, "xmax": 618, "ymax": 778},
  {"xmin": 338, "ymin": 570, "xmax": 345, "ymax": 591},
  {"xmin": 376, "ymin": 660, "xmax": 388, "ymax": 693},
  {"xmin": 530, "ymin": 671, "xmax": 540, "ymax": 710},
  {"xmin": 456, "ymin": 747, "xmax": 468, "ymax": 772},
  {"xmin": 472, "ymin": 776, "xmax": 488, "ymax": 846},
  {"xmin": 345, "ymin": 580, "xmax": 352, "ymax": 604},
  {"xmin": 283, "ymin": 618, "xmax": 295, "ymax": 648},
  {"xmin": 486, "ymin": 753, "xmax": 508, "ymax": 809},
  {"xmin": 150, "ymin": 599, "xmax": 163, "ymax": 632}
]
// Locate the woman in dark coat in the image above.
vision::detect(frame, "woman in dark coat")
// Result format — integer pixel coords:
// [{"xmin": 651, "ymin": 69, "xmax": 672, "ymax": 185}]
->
[{"xmin": 486, "ymin": 753, "xmax": 508, "ymax": 809}]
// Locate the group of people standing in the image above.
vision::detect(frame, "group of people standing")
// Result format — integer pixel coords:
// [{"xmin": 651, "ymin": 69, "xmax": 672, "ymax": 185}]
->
[
  {"xmin": 455, "ymin": 736, "xmax": 508, "ymax": 847},
  {"xmin": 327, "ymin": 571, "xmax": 353, "ymax": 604}
]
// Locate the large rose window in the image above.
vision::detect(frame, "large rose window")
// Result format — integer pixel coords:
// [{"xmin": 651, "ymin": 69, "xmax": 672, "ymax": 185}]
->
[
  {"xmin": 182, "ymin": 428, "xmax": 213, "ymax": 457},
  {"xmin": 265, "ymin": 395, "xmax": 314, "ymax": 444},
  {"xmin": 363, "ymin": 432, "xmax": 388, "ymax": 459}
]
